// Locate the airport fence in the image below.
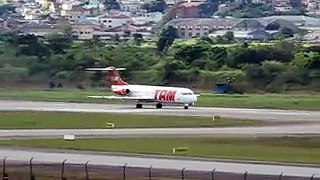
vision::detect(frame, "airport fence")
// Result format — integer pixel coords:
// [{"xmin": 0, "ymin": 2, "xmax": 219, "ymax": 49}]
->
[{"xmin": 1, "ymin": 158, "xmax": 319, "ymax": 180}]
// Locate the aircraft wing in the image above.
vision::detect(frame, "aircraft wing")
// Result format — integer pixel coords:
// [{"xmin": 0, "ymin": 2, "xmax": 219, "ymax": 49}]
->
[{"xmin": 88, "ymin": 95, "xmax": 154, "ymax": 100}]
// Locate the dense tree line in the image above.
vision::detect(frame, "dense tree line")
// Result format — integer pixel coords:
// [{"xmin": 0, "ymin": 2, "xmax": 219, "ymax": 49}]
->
[{"xmin": 0, "ymin": 31, "xmax": 319, "ymax": 92}]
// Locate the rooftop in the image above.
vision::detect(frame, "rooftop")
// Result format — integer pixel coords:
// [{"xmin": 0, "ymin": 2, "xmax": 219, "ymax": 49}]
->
[{"xmin": 168, "ymin": 18, "xmax": 238, "ymax": 27}]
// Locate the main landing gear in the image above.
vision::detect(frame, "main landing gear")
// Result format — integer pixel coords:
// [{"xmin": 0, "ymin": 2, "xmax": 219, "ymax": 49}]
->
[
  {"xmin": 136, "ymin": 103, "xmax": 143, "ymax": 109},
  {"xmin": 135, "ymin": 103, "xmax": 190, "ymax": 109},
  {"xmin": 156, "ymin": 103, "xmax": 163, "ymax": 109}
]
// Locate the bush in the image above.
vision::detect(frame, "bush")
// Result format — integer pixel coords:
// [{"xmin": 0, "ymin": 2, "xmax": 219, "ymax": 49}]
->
[{"xmin": 0, "ymin": 64, "xmax": 28, "ymax": 82}]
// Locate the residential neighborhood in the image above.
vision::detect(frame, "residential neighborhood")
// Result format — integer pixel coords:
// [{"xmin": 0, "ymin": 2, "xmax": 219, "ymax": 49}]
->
[{"xmin": 1, "ymin": 0, "xmax": 320, "ymax": 42}]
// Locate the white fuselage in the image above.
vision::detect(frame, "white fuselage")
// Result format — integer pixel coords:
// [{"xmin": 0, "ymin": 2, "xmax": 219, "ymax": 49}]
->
[{"xmin": 111, "ymin": 85, "xmax": 198, "ymax": 104}]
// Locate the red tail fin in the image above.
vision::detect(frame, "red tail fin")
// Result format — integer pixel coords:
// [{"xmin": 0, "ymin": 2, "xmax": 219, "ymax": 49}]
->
[
  {"xmin": 86, "ymin": 66, "xmax": 128, "ymax": 86},
  {"xmin": 106, "ymin": 69, "xmax": 128, "ymax": 86}
]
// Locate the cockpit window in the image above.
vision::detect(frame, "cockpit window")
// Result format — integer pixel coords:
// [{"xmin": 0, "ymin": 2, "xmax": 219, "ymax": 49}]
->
[{"xmin": 181, "ymin": 92, "xmax": 193, "ymax": 95}]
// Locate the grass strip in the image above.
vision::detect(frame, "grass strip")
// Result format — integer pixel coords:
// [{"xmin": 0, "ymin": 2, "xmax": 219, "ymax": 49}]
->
[{"xmin": 0, "ymin": 111, "xmax": 260, "ymax": 129}]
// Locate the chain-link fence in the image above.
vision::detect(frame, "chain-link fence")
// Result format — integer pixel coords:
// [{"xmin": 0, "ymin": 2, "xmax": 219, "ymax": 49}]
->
[{"xmin": 1, "ymin": 158, "xmax": 319, "ymax": 180}]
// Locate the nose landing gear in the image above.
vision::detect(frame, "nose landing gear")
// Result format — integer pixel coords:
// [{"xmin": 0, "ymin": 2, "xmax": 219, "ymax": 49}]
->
[{"xmin": 156, "ymin": 103, "xmax": 163, "ymax": 109}]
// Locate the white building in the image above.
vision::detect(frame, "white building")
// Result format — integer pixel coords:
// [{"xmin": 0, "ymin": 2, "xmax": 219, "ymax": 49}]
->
[
  {"xmin": 61, "ymin": 0, "xmax": 83, "ymax": 16},
  {"xmin": 132, "ymin": 12, "xmax": 163, "ymax": 25},
  {"xmin": 98, "ymin": 14, "xmax": 131, "ymax": 28},
  {"xmin": 120, "ymin": 1, "xmax": 143, "ymax": 14}
]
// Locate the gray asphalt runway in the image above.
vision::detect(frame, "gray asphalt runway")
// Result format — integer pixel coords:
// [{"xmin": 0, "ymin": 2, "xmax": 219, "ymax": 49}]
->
[
  {"xmin": 0, "ymin": 148, "xmax": 319, "ymax": 177},
  {"xmin": 1, "ymin": 100, "xmax": 320, "ymax": 177},
  {"xmin": 1, "ymin": 124, "xmax": 320, "ymax": 138},
  {"xmin": 0, "ymin": 100, "xmax": 320, "ymax": 122}
]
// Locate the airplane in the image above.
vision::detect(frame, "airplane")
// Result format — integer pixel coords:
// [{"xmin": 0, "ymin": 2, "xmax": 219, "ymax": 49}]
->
[{"xmin": 86, "ymin": 66, "xmax": 199, "ymax": 109}]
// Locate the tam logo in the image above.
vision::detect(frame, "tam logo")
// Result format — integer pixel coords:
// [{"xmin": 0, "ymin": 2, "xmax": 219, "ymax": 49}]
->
[{"xmin": 155, "ymin": 90, "xmax": 177, "ymax": 102}]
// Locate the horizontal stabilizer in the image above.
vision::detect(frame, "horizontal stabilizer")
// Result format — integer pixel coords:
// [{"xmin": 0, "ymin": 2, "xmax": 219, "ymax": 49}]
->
[
  {"xmin": 86, "ymin": 67, "xmax": 126, "ymax": 71},
  {"xmin": 87, "ymin": 95, "xmax": 154, "ymax": 100}
]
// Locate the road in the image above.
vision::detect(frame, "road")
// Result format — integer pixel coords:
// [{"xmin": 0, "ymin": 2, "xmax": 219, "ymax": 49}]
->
[
  {"xmin": 1, "ymin": 124, "xmax": 320, "ymax": 138},
  {"xmin": 0, "ymin": 148, "xmax": 319, "ymax": 177},
  {"xmin": 0, "ymin": 100, "xmax": 320, "ymax": 122}
]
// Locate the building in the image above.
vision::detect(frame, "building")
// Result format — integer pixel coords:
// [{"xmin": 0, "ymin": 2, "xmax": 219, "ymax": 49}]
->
[
  {"xmin": 63, "ymin": 5, "xmax": 97, "ymax": 23},
  {"xmin": 120, "ymin": 1, "xmax": 143, "ymax": 14},
  {"xmin": 175, "ymin": 1, "xmax": 204, "ymax": 18},
  {"xmin": 18, "ymin": 22, "xmax": 66, "ymax": 37},
  {"xmin": 272, "ymin": 0, "xmax": 292, "ymax": 12},
  {"xmin": 61, "ymin": 0, "xmax": 83, "ymax": 16},
  {"xmin": 98, "ymin": 14, "xmax": 131, "ymax": 28},
  {"xmin": 302, "ymin": 0, "xmax": 320, "ymax": 13},
  {"xmin": 132, "ymin": 12, "xmax": 163, "ymax": 25},
  {"xmin": 168, "ymin": 18, "xmax": 236, "ymax": 38},
  {"xmin": 72, "ymin": 22, "xmax": 102, "ymax": 39}
]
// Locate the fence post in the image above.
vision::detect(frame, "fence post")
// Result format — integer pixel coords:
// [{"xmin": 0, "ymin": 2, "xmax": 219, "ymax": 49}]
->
[
  {"xmin": 123, "ymin": 163, "xmax": 127, "ymax": 180},
  {"xmin": 2, "ymin": 157, "xmax": 8, "ymax": 180},
  {"xmin": 61, "ymin": 159, "xmax": 67, "ymax": 180},
  {"xmin": 279, "ymin": 172, "xmax": 283, "ymax": 180},
  {"xmin": 149, "ymin": 166, "xmax": 152, "ymax": 180},
  {"xmin": 85, "ymin": 161, "xmax": 89, "ymax": 180},
  {"xmin": 29, "ymin": 157, "xmax": 34, "ymax": 180},
  {"xmin": 181, "ymin": 168, "xmax": 185, "ymax": 180},
  {"xmin": 244, "ymin": 171, "xmax": 248, "ymax": 180},
  {"xmin": 311, "ymin": 174, "xmax": 315, "ymax": 180},
  {"xmin": 211, "ymin": 169, "xmax": 216, "ymax": 180}
]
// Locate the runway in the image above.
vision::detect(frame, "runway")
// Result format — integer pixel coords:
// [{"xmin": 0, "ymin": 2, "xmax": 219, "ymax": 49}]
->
[
  {"xmin": 1, "ymin": 99, "xmax": 320, "ymax": 177},
  {"xmin": 1, "ymin": 124, "xmax": 320, "ymax": 138},
  {"xmin": 0, "ymin": 100, "xmax": 320, "ymax": 122},
  {"xmin": 0, "ymin": 148, "xmax": 319, "ymax": 177}
]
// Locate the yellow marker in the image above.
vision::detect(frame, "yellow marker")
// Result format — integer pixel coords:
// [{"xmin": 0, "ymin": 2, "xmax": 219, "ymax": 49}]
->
[
  {"xmin": 106, "ymin": 122, "xmax": 115, "ymax": 128},
  {"xmin": 172, "ymin": 147, "xmax": 189, "ymax": 154}
]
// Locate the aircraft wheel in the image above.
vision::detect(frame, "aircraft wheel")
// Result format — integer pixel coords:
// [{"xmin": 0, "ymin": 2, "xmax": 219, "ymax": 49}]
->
[
  {"xmin": 136, "ymin": 103, "xmax": 143, "ymax": 109},
  {"xmin": 184, "ymin": 105, "xmax": 189, "ymax": 109},
  {"xmin": 156, "ymin": 103, "xmax": 163, "ymax": 109}
]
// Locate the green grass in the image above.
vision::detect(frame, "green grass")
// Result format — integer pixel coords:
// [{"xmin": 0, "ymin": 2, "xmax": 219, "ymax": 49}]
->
[
  {"xmin": 1, "ymin": 137, "xmax": 320, "ymax": 164},
  {"xmin": 0, "ymin": 89, "xmax": 320, "ymax": 110},
  {"xmin": 0, "ymin": 111, "xmax": 260, "ymax": 129}
]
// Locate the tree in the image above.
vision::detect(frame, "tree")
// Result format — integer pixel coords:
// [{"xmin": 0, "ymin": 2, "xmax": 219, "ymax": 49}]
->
[
  {"xmin": 280, "ymin": 27, "xmax": 294, "ymax": 37},
  {"xmin": 46, "ymin": 33, "xmax": 72, "ymax": 54},
  {"xmin": 150, "ymin": 0, "xmax": 167, "ymax": 13},
  {"xmin": 224, "ymin": 31, "xmax": 235, "ymax": 43},
  {"xmin": 133, "ymin": 33, "xmax": 143, "ymax": 46},
  {"xmin": 199, "ymin": 0, "xmax": 219, "ymax": 17},
  {"xmin": 157, "ymin": 25, "xmax": 178, "ymax": 53}
]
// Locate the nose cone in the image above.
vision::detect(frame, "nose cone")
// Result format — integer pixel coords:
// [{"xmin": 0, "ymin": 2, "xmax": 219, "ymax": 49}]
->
[{"xmin": 193, "ymin": 95, "xmax": 198, "ymax": 102}]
